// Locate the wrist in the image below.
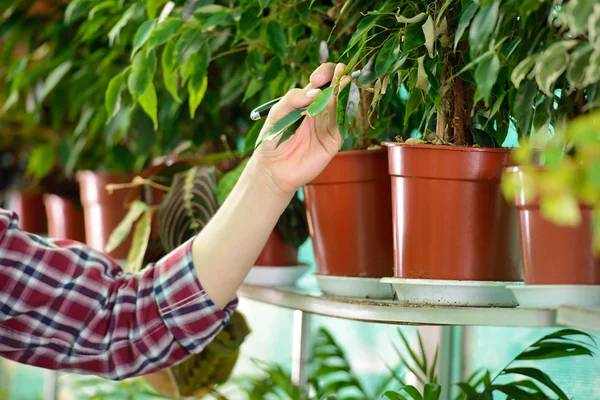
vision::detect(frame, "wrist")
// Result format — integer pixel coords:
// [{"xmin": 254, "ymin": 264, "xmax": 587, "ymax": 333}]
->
[{"xmin": 244, "ymin": 154, "xmax": 296, "ymax": 202}]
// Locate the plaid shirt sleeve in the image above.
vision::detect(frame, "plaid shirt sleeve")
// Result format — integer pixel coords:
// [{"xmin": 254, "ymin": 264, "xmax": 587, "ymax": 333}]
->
[{"xmin": 0, "ymin": 209, "xmax": 238, "ymax": 380}]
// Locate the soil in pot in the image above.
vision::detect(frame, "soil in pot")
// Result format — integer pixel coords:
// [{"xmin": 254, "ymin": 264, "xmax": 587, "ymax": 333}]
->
[
  {"xmin": 385, "ymin": 143, "xmax": 521, "ymax": 281},
  {"xmin": 506, "ymin": 167, "xmax": 600, "ymax": 284},
  {"xmin": 77, "ymin": 171, "xmax": 135, "ymax": 259},
  {"xmin": 43, "ymin": 194, "xmax": 86, "ymax": 242},
  {"xmin": 303, "ymin": 149, "xmax": 394, "ymax": 277},
  {"xmin": 8, "ymin": 192, "xmax": 47, "ymax": 234},
  {"xmin": 255, "ymin": 229, "xmax": 298, "ymax": 266}
]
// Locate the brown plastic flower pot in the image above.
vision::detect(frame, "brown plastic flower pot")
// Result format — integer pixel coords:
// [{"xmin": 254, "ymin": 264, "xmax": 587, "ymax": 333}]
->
[
  {"xmin": 43, "ymin": 194, "xmax": 86, "ymax": 242},
  {"xmin": 506, "ymin": 167, "xmax": 600, "ymax": 284},
  {"xmin": 303, "ymin": 149, "xmax": 394, "ymax": 277},
  {"xmin": 384, "ymin": 143, "xmax": 521, "ymax": 281},
  {"xmin": 77, "ymin": 171, "xmax": 134, "ymax": 260},
  {"xmin": 255, "ymin": 229, "xmax": 298, "ymax": 266},
  {"xmin": 8, "ymin": 192, "xmax": 47, "ymax": 234}
]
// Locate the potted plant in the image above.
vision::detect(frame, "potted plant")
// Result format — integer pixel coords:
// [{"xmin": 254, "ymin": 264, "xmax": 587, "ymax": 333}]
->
[
  {"xmin": 120, "ymin": 0, "xmax": 401, "ymax": 297},
  {"xmin": 502, "ymin": 110, "xmax": 600, "ymax": 303},
  {"xmin": 499, "ymin": 1, "xmax": 600, "ymax": 295}
]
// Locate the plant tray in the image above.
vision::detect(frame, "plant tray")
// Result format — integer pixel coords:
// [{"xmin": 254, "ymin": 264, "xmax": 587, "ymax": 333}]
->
[
  {"xmin": 381, "ymin": 278, "xmax": 521, "ymax": 307},
  {"xmin": 315, "ymin": 274, "xmax": 395, "ymax": 300}
]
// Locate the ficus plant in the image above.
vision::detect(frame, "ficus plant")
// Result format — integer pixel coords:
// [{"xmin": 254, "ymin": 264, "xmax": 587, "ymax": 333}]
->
[
  {"xmin": 256, "ymin": 0, "xmax": 600, "ymax": 152},
  {"xmin": 502, "ymin": 110, "xmax": 600, "ymax": 253}
]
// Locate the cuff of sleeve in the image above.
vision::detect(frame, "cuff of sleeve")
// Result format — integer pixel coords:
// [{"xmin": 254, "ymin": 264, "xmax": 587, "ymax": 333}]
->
[{"xmin": 152, "ymin": 238, "xmax": 238, "ymax": 354}]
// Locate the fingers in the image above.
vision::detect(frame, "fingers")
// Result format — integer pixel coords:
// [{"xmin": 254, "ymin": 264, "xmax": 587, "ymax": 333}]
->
[
  {"xmin": 267, "ymin": 88, "xmax": 319, "ymax": 122},
  {"xmin": 309, "ymin": 62, "xmax": 336, "ymax": 88}
]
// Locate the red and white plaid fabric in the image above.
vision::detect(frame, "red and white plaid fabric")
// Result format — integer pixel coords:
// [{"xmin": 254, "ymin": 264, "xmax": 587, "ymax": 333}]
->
[{"xmin": 0, "ymin": 209, "xmax": 237, "ymax": 380}]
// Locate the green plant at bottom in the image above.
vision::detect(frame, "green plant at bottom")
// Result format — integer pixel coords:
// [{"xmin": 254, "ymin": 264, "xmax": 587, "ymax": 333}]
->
[{"xmin": 384, "ymin": 329, "xmax": 597, "ymax": 400}]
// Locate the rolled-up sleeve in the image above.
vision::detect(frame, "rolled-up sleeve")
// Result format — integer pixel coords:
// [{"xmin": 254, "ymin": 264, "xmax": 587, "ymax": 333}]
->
[{"xmin": 0, "ymin": 209, "xmax": 237, "ymax": 380}]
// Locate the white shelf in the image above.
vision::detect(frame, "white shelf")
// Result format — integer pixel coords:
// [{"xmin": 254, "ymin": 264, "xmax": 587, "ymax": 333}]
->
[
  {"xmin": 556, "ymin": 306, "xmax": 600, "ymax": 333},
  {"xmin": 238, "ymin": 284, "xmax": 558, "ymax": 328}
]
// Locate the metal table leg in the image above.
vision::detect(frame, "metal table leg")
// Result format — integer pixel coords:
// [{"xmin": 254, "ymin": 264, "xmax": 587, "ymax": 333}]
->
[{"xmin": 291, "ymin": 310, "xmax": 313, "ymax": 399}]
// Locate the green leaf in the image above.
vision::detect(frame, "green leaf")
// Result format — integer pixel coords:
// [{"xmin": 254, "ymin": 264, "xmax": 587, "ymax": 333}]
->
[
  {"xmin": 146, "ymin": 0, "xmax": 157, "ymax": 18},
  {"xmin": 25, "ymin": 144, "xmax": 55, "ymax": 181},
  {"xmin": 138, "ymin": 82, "xmax": 158, "ymax": 130},
  {"xmin": 401, "ymin": 385, "xmax": 424, "ymax": 400},
  {"xmin": 511, "ymin": 54, "xmax": 539, "ymax": 88},
  {"xmin": 242, "ymin": 80, "xmax": 263, "ymax": 103},
  {"xmin": 489, "ymin": 91, "xmax": 508, "ymax": 120},
  {"xmin": 535, "ymin": 40, "xmax": 579, "ymax": 96},
  {"xmin": 128, "ymin": 49, "xmax": 157, "ymax": 100},
  {"xmin": 126, "ymin": 210, "xmax": 152, "ymax": 273},
  {"xmin": 585, "ymin": 47, "xmax": 600, "ymax": 86},
  {"xmin": 502, "ymin": 368, "xmax": 568, "ymax": 400},
  {"xmin": 337, "ymin": 81, "xmax": 359, "ymax": 139},
  {"xmin": 454, "ymin": 2, "xmax": 478, "ymax": 50},
  {"xmin": 40, "ymin": 61, "xmax": 73, "ymax": 102},
  {"xmin": 456, "ymin": 382, "xmax": 479, "ymax": 398},
  {"xmin": 106, "ymin": 201, "xmax": 148, "ymax": 253},
  {"xmin": 565, "ymin": 0, "xmax": 595, "ymax": 36},
  {"xmin": 383, "ymin": 392, "xmax": 408, "ymax": 400},
  {"xmin": 541, "ymin": 329, "xmax": 596, "ymax": 343},
  {"xmin": 246, "ymin": 49, "xmax": 265, "ymax": 77},
  {"xmin": 487, "ymin": 384, "xmax": 537, "ymax": 399},
  {"xmin": 416, "ymin": 55, "xmax": 428, "ymax": 91},
  {"xmin": 475, "ymin": 54, "xmax": 501, "ymax": 106},
  {"xmin": 216, "ymin": 158, "xmax": 250, "ymax": 205},
  {"xmin": 105, "ymin": 68, "xmax": 130, "ymax": 118},
  {"xmin": 422, "ymin": 15, "xmax": 436, "ymax": 58},
  {"xmin": 188, "ymin": 75, "xmax": 208, "ymax": 118},
  {"xmin": 404, "ymin": 21, "xmax": 426, "ymax": 53},
  {"xmin": 161, "ymin": 40, "xmax": 181, "ymax": 102},
  {"xmin": 257, "ymin": 108, "xmax": 306, "ymax": 148},
  {"xmin": 258, "ymin": 0, "xmax": 270, "ymax": 13},
  {"xmin": 306, "ymin": 87, "xmax": 334, "ymax": 117},
  {"xmin": 264, "ymin": 57, "xmax": 282, "ymax": 81},
  {"xmin": 358, "ymin": 55, "xmax": 377, "ymax": 85},
  {"xmin": 540, "ymin": 193, "xmax": 582, "ymax": 226},
  {"xmin": 276, "ymin": 117, "xmax": 303, "ymax": 149},
  {"xmin": 567, "ymin": 43, "xmax": 594, "ymax": 89},
  {"xmin": 243, "ymin": 118, "xmax": 266, "ymax": 154},
  {"xmin": 516, "ymin": 342, "xmax": 593, "ymax": 360},
  {"xmin": 108, "ymin": 4, "xmax": 137, "ymax": 46},
  {"xmin": 512, "ymin": 79, "xmax": 537, "ymax": 135},
  {"xmin": 158, "ymin": 166, "xmax": 219, "ymax": 252},
  {"xmin": 266, "ymin": 21, "xmax": 286, "ymax": 60},
  {"xmin": 348, "ymin": 14, "xmax": 379, "ymax": 49},
  {"xmin": 237, "ymin": 7, "xmax": 261, "ymax": 38},
  {"xmin": 468, "ymin": 0, "xmax": 499, "ymax": 56},
  {"xmin": 423, "ymin": 384, "xmax": 441, "ymax": 400},
  {"xmin": 405, "ymin": 89, "xmax": 424, "ymax": 124},
  {"xmin": 131, "ymin": 19, "xmax": 157, "ymax": 59},
  {"xmin": 590, "ymin": 5, "xmax": 600, "ymax": 44},
  {"xmin": 147, "ymin": 19, "xmax": 182, "ymax": 49},
  {"xmin": 375, "ymin": 34, "xmax": 401, "ymax": 77},
  {"xmin": 175, "ymin": 28, "xmax": 203, "ymax": 68}
]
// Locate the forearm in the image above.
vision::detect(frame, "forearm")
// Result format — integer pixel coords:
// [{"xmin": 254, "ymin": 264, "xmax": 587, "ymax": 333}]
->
[{"xmin": 192, "ymin": 156, "xmax": 293, "ymax": 308}]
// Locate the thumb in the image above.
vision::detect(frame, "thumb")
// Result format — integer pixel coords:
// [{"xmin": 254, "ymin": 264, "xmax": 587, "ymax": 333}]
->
[{"xmin": 266, "ymin": 88, "xmax": 321, "ymax": 122}]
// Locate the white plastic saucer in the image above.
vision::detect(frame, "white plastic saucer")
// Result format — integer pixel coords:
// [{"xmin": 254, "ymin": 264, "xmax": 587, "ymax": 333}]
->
[
  {"xmin": 381, "ymin": 278, "xmax": 521, "ymax": 307},
  {"xmin": 315, "ymin": 275, "xmax": 395, "ymax": 300},
  {"xmin": 243, "ymin": 265, "xmax": 310, "ymax": 287},
  {"xmin": 507, "ymin": 285, "xmax": 600, "ymax": 309}
]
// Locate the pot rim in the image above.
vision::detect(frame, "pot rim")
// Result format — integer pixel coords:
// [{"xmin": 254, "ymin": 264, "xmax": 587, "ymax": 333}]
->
[
  {"xmin": 334, "ymin": 148, "xmax": 388, "ymax": 157},
  {"xmin": 382, "ymin": 141, "xmax": 514, "ymax": 154}
]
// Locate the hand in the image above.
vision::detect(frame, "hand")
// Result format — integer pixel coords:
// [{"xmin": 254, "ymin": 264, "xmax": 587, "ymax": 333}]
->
[{"xmin": 251, "ymin": 62, "xmax": 350, "ymax": 197}]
